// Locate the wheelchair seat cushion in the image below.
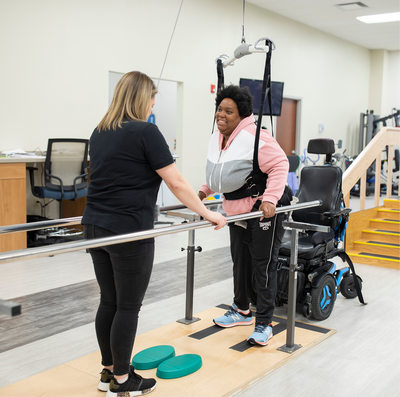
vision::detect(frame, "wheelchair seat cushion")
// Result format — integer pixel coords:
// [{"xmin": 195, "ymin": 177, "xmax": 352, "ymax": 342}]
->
[{"xmin": 279, "ymin": 229, "xmax": 335, "ymax": 260}]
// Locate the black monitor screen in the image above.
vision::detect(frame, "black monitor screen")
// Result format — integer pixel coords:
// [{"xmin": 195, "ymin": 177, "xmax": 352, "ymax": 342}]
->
[{"xmin": 239, "ymin": 78, "xmax": 284, "ymax": 116}]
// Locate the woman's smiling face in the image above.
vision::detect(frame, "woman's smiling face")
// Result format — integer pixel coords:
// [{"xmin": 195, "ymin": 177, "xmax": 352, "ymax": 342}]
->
[{"xmin": 216, "ymin": 98, "xmax": 243, "ymax": 141}]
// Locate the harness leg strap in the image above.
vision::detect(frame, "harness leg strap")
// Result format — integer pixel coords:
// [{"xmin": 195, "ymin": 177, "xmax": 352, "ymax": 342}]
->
[{"xmin": 338, "ymin": 251, "xmax": 367, "ymax": 305}]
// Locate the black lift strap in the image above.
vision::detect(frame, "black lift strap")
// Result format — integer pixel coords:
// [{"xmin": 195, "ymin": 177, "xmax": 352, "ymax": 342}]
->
[{"xmin": 223, "ymin": 39, "xmax": 275, "ymax": 200}]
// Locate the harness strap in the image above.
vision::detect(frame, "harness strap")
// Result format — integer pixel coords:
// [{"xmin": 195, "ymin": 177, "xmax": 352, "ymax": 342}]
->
[
  {"xmin": 337, "ymin": 251, "xmax": 367, "ymax": 305},
  {"xmin": 253, "ymin": 39, "xmax": 274, "ymax": 171},
  {"xmin": 211, "ymin": 59, "xmax": 225, "ymax": 134},
  {"xmin": 225, "ymin": 39, "xmax": 274, "ymax": 200},
  {"xmin": 216, "ymin": 59, "xmax": 224, "ymax": 92}
]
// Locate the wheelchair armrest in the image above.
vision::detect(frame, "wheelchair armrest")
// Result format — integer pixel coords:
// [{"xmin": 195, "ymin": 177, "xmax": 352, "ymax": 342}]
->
[
  {"xmin": 323, "ymin": 208, "xmax": 352, "ymax": 218},
  {"xmin": 283, "ymin": 220, "xmax": 330, "ymax": 233}
]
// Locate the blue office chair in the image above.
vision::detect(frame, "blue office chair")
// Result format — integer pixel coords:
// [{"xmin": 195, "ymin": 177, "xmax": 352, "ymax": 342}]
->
[{"xmin": 28, "ymin": 138, "xmax": 89, "ymax": 219}]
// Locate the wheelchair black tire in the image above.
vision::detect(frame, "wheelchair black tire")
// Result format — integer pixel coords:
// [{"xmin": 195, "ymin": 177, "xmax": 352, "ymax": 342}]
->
[
  {"xmin": 340, "ymin": 274, "xmax": 362, "ymax": 299},
  {"xmin": 311, "ymin": 275, "xmax": 336, "ymax": 321}
]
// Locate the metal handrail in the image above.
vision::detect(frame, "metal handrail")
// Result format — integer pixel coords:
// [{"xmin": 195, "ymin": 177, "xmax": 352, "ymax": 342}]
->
[
  {"xmin": 0, "ymin": 200, "xmax": 321, "ymax": 265},
  {"xmin": 0, "ymin": 200, "xmax": 224, "ymax": 235}
]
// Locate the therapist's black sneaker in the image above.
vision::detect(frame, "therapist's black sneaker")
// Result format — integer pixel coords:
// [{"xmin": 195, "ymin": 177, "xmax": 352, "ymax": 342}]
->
[
  {"xmin": 98, "ymin": 368, "xmax": 113, "ymax": 392},
  {"xmin": 106, "ymin": 365, "xmax": 156, "ymax": 396}
]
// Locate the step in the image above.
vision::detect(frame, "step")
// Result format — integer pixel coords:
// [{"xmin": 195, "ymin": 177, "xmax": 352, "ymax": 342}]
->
[
  {"xmin": 361, "ymin": 228, "xmax": 400, "ymax": 245},
  {"xmin": 376, "ymin": 208, "xmax": 400, "ymax": 220},
  {"xmin": 353, "ymin": 239, "xmax": 400, "ymax": 257},
  {"xmin": 347, "ymin": 249, "xmax": 400, "ymax": 270},
  {"xmin": 369, "ymin": 218, "xmax": 400, "ymax": 232},
  {"xmin": 383, "ymin": 199, "xmax": 400, "ymax": 209}
]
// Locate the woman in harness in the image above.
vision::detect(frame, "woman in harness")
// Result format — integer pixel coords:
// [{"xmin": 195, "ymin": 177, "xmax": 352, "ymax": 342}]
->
[{"xmin": 198, "ymin": 84, "xmax": 291, "ymax": 346}]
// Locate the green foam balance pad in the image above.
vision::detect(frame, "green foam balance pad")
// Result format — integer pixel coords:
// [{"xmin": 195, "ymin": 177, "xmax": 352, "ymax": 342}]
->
[
  {"xmin": 156, "ymin": 354, "xmax": 202, "ymax": 379},
  {"xmin": 132, "ymin": 345, "xmax": 175, "ymax": 370}
]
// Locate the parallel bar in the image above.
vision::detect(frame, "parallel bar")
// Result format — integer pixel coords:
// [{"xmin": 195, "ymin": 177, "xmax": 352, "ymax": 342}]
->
[
  {"xmin": 161, "ymin": 199, "xmax": 223, "ymax": 213},
  {"xmin": 0, "ymin": 217, "xmax": 83, "ymax": 234},
  {"xmin": 0, "ymin": 201, "xmax": 224, "ymax": 235},
  {"xmin": 0, "ymin": 200, "xmax": 321, "ymax": 265}
]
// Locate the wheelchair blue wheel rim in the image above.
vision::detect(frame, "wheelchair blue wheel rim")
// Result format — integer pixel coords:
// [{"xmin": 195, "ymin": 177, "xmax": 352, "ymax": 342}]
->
[{"xmin": 320, "ymin": 285, "xmax": 332, "ymax": 310}]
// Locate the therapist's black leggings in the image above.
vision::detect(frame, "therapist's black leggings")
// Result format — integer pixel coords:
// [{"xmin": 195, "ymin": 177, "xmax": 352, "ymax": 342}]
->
[{"xmin": 84, "ymin": 224, "xmax": 154, "ymax": 376}]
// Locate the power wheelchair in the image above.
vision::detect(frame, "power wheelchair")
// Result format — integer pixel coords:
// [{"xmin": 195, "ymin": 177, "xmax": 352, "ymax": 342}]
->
[{"xmin": 276, "ymin": 138, "xmax": 365, "ymax": 321}]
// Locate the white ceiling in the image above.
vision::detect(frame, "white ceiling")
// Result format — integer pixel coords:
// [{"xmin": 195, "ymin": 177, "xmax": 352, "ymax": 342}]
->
[{"xmin": 246, "ymin": 0, "xmax": 400, "ymax": 51}]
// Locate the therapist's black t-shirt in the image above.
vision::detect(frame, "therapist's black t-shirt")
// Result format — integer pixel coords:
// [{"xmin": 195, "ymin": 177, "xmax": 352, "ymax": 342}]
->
[{"xmin": 82, "ymin": 120, "xmax": 174, "ymax": 235}]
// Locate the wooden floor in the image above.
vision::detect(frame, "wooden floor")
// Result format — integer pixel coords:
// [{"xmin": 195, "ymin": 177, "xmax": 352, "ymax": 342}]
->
[{"xmin": 0, "ymin": 305, "xmax": 335, "ymax": 397}]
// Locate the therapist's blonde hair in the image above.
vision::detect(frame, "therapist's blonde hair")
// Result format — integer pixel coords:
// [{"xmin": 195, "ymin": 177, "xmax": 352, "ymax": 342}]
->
[{"xmin": 98, "ymin": 71, "xmax": 157, "ymax": 131}]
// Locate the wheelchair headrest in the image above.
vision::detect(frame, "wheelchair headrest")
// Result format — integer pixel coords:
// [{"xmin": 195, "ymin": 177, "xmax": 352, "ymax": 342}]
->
[{"xmin": 307, "ymin": 139, "xmax": 335, "ymax": 155}]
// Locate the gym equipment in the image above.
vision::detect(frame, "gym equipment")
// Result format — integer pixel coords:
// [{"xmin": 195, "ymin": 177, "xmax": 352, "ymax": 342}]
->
[
  {"xmin": 299, "ymin": 147, "xmax": 320, "ymax": 166},
  {"xmin": 358, "ymin": 109, "xmax": 400, "ymax": 154},
  {"xmin": 276, "ymin": 138, "xmax": 365, "ymax": 321},
  {"xmin": 287, "ymin": 154, "xmax": 300, "ymax": 195},
  {"xmin": 131, "ymin": 345, "xmax": 175, "ymax": 370},
  {"xmin": 156, "ymin": 354, "xmax": 202, "ymax": 379},
  {"xmin": 356, "ymin": 109, "xmax": 400, "ymax": 197}
]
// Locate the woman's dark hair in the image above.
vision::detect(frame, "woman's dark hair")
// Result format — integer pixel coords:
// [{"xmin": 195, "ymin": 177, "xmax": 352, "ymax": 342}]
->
[{"xmin": 215, "ymin": 85, "xmax": 254, "ymax": 118}]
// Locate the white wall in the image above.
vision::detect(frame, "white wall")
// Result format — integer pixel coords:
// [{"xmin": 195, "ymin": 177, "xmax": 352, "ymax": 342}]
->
[
  {"xmin": 382, "ymin": 50, "xmax": 400, "ymax": 124},
  {"xmin": 1, "ymin": 0, "xmax": 397, "ymax": 197}
]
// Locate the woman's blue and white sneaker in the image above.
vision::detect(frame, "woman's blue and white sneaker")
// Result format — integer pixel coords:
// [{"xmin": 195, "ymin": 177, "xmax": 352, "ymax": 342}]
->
[
  {"xmin": 247, "ymin": 323, "xmax": 273, "ymax": 346},
  {"xmin": 213, "ymin": 303, "xmax": 254, "ymax": 328}
]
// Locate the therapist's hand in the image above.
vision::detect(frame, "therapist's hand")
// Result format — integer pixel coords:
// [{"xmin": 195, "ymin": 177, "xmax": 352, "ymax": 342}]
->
[
  {"xmin": 204, "ymin": 210, "xmax": 226, "ymax": 230},
  {"xmin": 259, "ymin": 201, "xmax": 276, "ymax": 220}
]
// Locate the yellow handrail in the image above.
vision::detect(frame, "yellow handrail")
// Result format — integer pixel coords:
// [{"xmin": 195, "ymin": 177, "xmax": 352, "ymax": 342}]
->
[{"xmin": 342, "ymin": 127, "xmax": 400, "ymax": 210}]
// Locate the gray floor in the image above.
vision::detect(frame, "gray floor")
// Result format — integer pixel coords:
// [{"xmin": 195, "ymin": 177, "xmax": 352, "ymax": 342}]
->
[{"xmin": 0, "ymin": 208, "xmax": 399, "ymax": 397}]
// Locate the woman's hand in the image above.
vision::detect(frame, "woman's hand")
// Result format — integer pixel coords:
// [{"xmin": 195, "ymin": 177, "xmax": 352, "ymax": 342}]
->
[
  {"xmin": 198, "ymin": 191, "xmax": 206, "ymax": 201},
  {"xmin": 204, "ymin": 210, "xmax": 226, "ymax": 230},
  {"xmin": 259, "ymin": 201, "xmax": 276, "ymax": 220}
]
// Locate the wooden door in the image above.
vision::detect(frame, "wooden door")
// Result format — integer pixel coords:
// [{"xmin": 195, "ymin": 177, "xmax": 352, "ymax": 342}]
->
[{"xmin": 276, "ymin": 98, "xmax": 297, "ymax": 156}]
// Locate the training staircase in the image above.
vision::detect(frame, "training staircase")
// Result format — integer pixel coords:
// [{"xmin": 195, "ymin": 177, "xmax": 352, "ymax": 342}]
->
[
  {"xmin": 346, "ymin": 199, "xmax": 400, "ymax": 269},
  {"xmin": 341, "ymin": 126, "xmax": 399, "ymax": 270}
]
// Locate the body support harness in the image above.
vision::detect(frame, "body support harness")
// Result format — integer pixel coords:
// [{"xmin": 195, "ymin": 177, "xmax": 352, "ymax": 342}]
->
[{"xmin": 217, "ymin": 39, "xmax": 275, "ymax": 201}]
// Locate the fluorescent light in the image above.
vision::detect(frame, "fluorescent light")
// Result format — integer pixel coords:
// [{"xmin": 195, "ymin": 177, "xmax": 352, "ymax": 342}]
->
[{"xmin": 357, "ymin": 12, "xmax": 400, "ymax": 24}]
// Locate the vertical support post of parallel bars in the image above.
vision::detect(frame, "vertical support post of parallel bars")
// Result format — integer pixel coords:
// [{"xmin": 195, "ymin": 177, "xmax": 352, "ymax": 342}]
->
[
  {"xmin": 177, "ymin": 229, "xmax": 200, "ymax": 325},
  {"xmin": 278, "ymin": 228, "xmax": 302, "ymax": 353}
]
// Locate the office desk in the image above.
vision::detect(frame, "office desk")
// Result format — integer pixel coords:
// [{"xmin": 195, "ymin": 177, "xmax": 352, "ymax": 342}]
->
[
  {"xmin": 0, "ymin": 155, "xmax": 89, "ymax": 252},
  {"xmin": 0, "ymin": 156, "xmax": 45, "ymax": 252}
]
